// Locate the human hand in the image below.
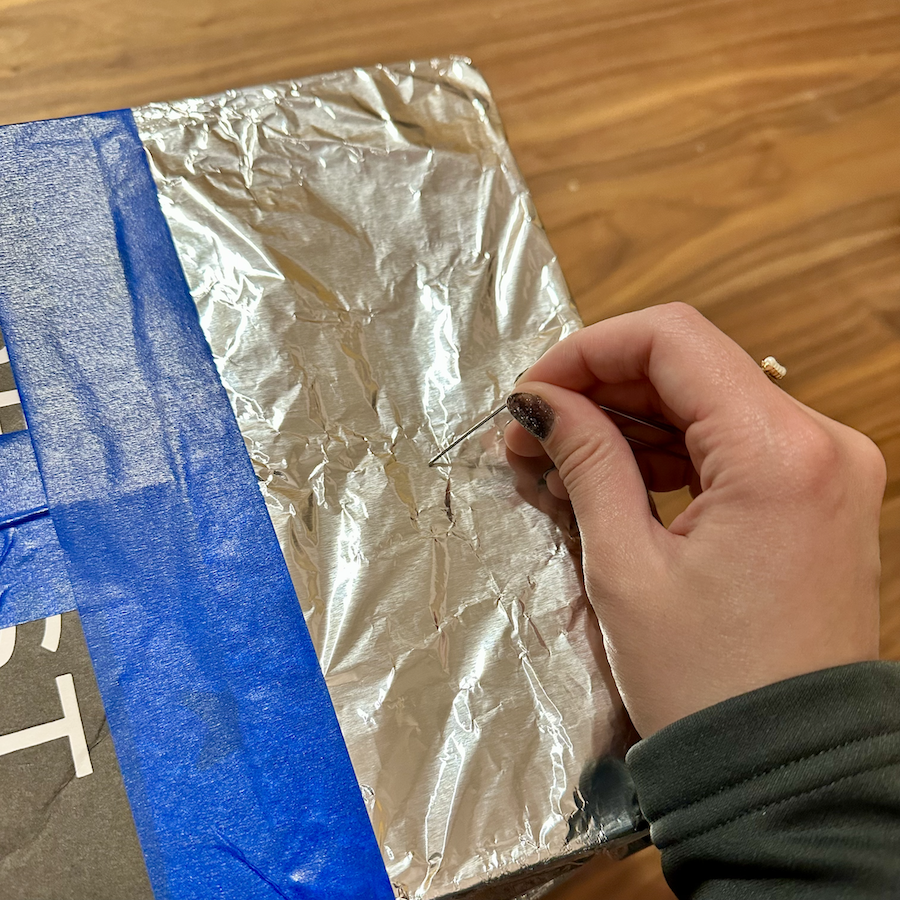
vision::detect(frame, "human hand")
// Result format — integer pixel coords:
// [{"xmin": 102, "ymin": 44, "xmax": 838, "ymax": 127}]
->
[{"xmin": 505, "ymin": 303, "xmax": 885, "ymax": 737}]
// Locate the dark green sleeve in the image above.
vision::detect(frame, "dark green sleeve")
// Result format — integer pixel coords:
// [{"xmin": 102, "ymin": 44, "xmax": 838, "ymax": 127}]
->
[{"xmin": 626, "ymin": 662, "xmax": 900, "ymax": 898}]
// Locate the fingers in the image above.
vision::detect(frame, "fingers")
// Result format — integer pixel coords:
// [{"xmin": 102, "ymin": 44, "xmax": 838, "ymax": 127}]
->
[
  {"xmin": 506, "ymin": 396, "xmax": 697, "ymax": 494},
  {"xmin": 520, "ymin": 304, "xmax": 784, "ymax": 453},
  {"xmin": 505, "ymin": 420, "xmax": 549, "ymax": 458},
  {"xmin": 507, "ymin": 422, "xmax": 696, "ymax": 494},
  {"xmin": 505, "ymin": 444, "xmax": 578, "ymax": 522},
  {"xmin": 506, "ymin": 383, "xmax": 664, "ymax": 579}
]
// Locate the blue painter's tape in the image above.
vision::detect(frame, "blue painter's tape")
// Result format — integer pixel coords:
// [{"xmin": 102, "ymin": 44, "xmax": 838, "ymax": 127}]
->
[
  {"xmin": 0, "ymin": 431, "xmax": 46, "ymax": 524},
  {"xmin": 0, "ymin": 431, "xmax": 75, "ymax": 628},
  {"xmin": 0, "ymin": 111, "xmax": 393, "ymax": 900}
]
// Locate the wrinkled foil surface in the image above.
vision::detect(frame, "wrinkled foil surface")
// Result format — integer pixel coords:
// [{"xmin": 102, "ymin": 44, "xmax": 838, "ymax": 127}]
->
[{"xmin": 134, "ymin": 59, "xmax": 638, "ymax": 899}]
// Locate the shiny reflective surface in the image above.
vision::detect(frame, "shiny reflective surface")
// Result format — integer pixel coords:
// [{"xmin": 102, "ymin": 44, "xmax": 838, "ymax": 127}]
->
[{"xmin": 135, "ymin": 58, "xmax": 638, "ymax": 899}]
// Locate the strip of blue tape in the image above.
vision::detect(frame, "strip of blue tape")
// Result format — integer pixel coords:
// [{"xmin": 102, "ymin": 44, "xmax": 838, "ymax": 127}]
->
[
  {"xmin": 0, "ymin": 110, "xmax": 393, "ymax": 900},
  {"xmin": 0, "ymin": 430, "xmax": 74, "ymax": 628}
]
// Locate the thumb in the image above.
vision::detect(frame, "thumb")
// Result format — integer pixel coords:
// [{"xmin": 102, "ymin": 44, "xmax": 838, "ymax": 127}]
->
[{"xmin": 507, "ymin": 383, "xmax": 661, "ymax": 577}]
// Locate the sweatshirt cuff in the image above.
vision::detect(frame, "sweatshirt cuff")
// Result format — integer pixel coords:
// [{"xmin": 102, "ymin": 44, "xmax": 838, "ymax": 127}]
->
[{"xmin": 625, "ymin": 661, "xmax": 900, "ymax": 850}]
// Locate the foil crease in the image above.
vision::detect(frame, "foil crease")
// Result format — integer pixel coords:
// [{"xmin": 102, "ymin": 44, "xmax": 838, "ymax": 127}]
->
[{"xmin": 133, "ymin": 58, "xmax": 638, "ymax": 899}]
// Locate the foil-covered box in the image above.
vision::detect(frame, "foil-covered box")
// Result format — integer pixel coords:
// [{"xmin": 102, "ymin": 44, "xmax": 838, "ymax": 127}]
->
[{"xmin": 2, "ymin": 58, "xmax": 645, "ymax": 899}]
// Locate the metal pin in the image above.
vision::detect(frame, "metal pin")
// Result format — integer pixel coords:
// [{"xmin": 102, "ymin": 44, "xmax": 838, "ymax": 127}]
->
[
  {"xmin": 428, "ymin": 402, "xmax": 688, "ymax": 466},
  {"xmin": 429, "ymin": 404, "xmax": 509, "ymax": 466},
  {"xmin": 598, "ymin": 404, "xmax": 682, "ymax": 436}
]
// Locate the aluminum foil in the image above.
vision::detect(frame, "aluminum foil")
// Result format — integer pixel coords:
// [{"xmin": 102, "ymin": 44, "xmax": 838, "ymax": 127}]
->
[{"xmin": 133, "ymin": 58, "xmax": 641, "ymax": 899}]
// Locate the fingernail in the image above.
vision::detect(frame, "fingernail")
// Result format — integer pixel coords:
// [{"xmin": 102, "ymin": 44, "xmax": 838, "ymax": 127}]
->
[{"xmin": 507, "ymin": 392, "xmax": 555, "ymax": 441}]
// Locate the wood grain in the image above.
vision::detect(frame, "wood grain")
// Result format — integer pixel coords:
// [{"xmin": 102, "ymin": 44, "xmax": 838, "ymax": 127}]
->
[{"xmin": 1, "ymin": 2, "xmax": 897, "ymax": 898}]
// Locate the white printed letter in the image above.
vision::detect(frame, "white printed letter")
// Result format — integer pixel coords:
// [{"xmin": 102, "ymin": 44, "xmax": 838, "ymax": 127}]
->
[
  {"xmin": 0, "ymin": 626, "xmax": 14, "ymax": 668},
  {"xmin": 41, "ymin": 614, "xmax": 61, "ymax": 653},
  {"xmin": 0, "ymin": 673, "xmax": 93, "ymax": 777}
]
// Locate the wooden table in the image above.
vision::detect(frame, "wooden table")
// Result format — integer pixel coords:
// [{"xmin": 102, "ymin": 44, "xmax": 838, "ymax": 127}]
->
[{"xmin": 2, "ymin": 1, "xmax": 897, "ymax": 897}]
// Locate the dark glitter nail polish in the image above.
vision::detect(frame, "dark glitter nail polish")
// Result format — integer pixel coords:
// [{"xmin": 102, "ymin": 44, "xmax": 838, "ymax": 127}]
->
[{"xmin": 507, "ymin": 392, "xmax": 555, "ymax": 441}]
